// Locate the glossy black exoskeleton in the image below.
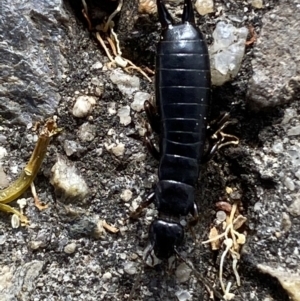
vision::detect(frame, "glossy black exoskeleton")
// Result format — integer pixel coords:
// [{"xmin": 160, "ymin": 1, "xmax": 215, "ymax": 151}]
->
[{"xmin": 132, "ymin": 0, "xmax": 211, "ymax": 261}]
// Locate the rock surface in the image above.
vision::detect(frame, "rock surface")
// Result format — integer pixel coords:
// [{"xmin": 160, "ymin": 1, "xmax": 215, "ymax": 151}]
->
[
  {"xmin": 247, "ymin": 0, "xmax": 300, "ymax": 108},
  {"xmin": 0, "ymin": 261, "xmax": 43, "ymax": 301},
  {"xmin": 0, "ymin": 0, "xmax": 69, "ymax": 125}
]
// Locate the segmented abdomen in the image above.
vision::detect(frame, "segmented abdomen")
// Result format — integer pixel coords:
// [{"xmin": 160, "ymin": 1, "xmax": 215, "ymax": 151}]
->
[{"xmin": 156, "ymin": 25, "xmax": 210, "ymax": 186}]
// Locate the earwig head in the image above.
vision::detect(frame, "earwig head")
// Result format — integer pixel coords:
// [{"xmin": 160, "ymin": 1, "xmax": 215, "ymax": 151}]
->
[{"xmin": 149, "ymin": 219, "xmax": 184, "ymax": 260}]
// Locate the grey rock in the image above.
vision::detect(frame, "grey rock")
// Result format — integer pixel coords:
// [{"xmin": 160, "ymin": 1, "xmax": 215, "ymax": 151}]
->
[
  {"xmin": 0, "ymin": 0, "xmax": 69, "ymax": 124},
  {"xmin": 0, "ymin": 261, "xmax": 43, "ymax": 301},
  {"xmin": 247, "ymin": 1, "xmax": 300, "ymax": 108}
]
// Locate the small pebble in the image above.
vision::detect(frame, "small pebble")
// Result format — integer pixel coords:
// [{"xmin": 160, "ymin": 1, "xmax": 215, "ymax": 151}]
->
[
  {"xmin": 90, "ymin": 61, "xmax": 103, "ymax": 70},
  {"xmin": 0, "ymin": 134, "xmax": 7, "ymax": 144},
  {"xmin": 295, "ymin": 170, "xmax": 300, "ymax": 180},
  {"xmin": 102, "ymin": 272, "xmax": 112, "ymax": 281},
  {"xmin": 63, "ymin": 140, "xmax": 82, "ymax": 157},
  {"xmin": 281, "ymin": 212, "xmax": 292, "ymax": 232},
  {"xmin": 78, "ymin": 122, "xmax": 96, "ymax": 142},
  {"xmin": 0, "ymin": 166, "xmax": 9, "ymax": 188},
  {"xmin": 284, "ymin": 177, "xmax": 295, "ymax": 191},
  {"xmin": 117, "ymin": 106, "xmax": 131, "ymax": 126},
  {"xmin": 287, "ymin": 125, "xmax": 300, "ymax": 136},
  {"xmin": 216, "ymin": 210, "xmax": 227, "ymax": 222},
  {"xmin": 0, "ymin": 235, "xmax": 6, "ymax": 245},
  {"xmin": 281, "ymin": 108, "xmax": 296, "ymax": 125},
  {"xmin": 175, "ymin": 290, "xmax": 192, "ymax": 301},
  {"xmin": 123, "ymin": 262, "xmax": 137, "ymax": 275},
  {"xmin": 105, "ymin": 143, "xmax": 125, "ymax": 157},
  {"xmin": 91, "ymin": 77, "xmax": 100, "ymax": 86},
  {"xmin": 64, "ymin": 243, "xmax": 77, "ymax": 254},
  {"xmin": 0, "ymin": 146, "xmax": 8, "ymax": 160},
  {"xmin": 107, "ymin": 102, "xmax": 116, "ymax": 116},
  {"xmin": 288, "ymin": 195, "xmax": 300, "ymax": 216},
  {"xmin": 139, "ymin": 0, "xmax": 157, "ymax": 14},
  {"xmin": 253, "ymin": 201, "xmax": 263, "ymax": 212},
  {"xmin": 107, "ymin": 128, "xmax": 116, "ymax": 136},
  {"xmin": 50, "ymin": 155, "xmax": 89, "ymax": 202},
  {"xmin": 131, "ymin": 92, "xmax": 150, "ymax": 112},
  {"xmin": 195, "ymin": 0, "xmax": 214, "ymax": 15},
  {"xmin": 120, "ymin": 189, "xmax": 133, "ymax": 202},
  {"xmin": 29, "ymin": 241, "xmax": 43, "ymax": 250},
  {"xmin": 251, "ymin": 0, "xmax": 263, "ymax": 8},
  {"xmin": 175, "ymin": 262, "xmax": 192, "ymax": 283},
  {"xmin": 110, "ymin": 69, "xmax": 140, "ymax": 96},
  {"xmin": 272, "ymin": 141, "xmax": 284, "ymax": 153},
  {"xmin": 72, "ymin": 95, "xmax": 96, "ymax": 118}
]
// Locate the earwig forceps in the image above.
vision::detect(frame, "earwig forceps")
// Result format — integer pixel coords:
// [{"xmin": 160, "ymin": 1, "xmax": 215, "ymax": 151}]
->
[
  {"xmin": 0, "ymin": 117, "xmax": 60, "ymax": 225},
  {"xmin": 82, "ymin": 0, "xmax": 152, "ymax": 82}
]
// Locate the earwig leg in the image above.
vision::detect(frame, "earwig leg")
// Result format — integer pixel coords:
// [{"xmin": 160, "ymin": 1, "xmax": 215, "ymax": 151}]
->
[
  {"xmin": 144, "ymin": 100, "xmax": 160, "ymax": 134},
  {"xmin": 202, "ymin": 142, "xmax": 219, "ymax": 163},
  {"xmin": 130, "ymin": 191, "xmax": 155, "ymax": 219},
  {"xmin": 157, "ymin": 0, "xmax": 174, "ymax": 28},
  {"xmin": 188, "ymin": 203, "xmax": 199, "ymax": 240},
  {"xmin": 145, "ymin": 132, "xmax": 160, "ymax": 160},
  {"xmin": 145, "ymin": 244, "xmax": 155, "ymax": 266},
  {"xmin": 189, "ymin": 203, "xmax": 199, "ymax": 227},
  {"xmin": 182, "ymin": 0, "xmax": 195, "ymax": 23}
]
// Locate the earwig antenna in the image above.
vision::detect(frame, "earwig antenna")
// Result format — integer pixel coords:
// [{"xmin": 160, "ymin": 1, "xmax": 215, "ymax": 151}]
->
[{"xmin": 174, "ymin": 248, "xmax": 223, "ymax": 300}]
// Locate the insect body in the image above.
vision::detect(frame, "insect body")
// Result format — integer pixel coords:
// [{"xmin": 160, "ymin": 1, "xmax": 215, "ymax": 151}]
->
[{"xmin": 139, "ymin": 0, "xmax": 211, "ymax": 260}]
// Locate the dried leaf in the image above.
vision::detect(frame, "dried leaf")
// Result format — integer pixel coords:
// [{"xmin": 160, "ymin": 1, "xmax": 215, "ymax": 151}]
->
[
  {"xmin": 208, "ymin": 226, "xmax": 221, "ymax": 250},
  {"xmin": 103, "ymin": 220, "xmax": 119, "ymax": 233},
  {"xmin": 233, "ymin": 215, "xmax": 247, "ymax": 230}
]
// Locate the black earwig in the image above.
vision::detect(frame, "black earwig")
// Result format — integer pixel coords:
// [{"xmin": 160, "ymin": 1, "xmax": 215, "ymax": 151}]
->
[{"xmin": 133, "ymin": 0, "xmax": 211, "ymax": 261}]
